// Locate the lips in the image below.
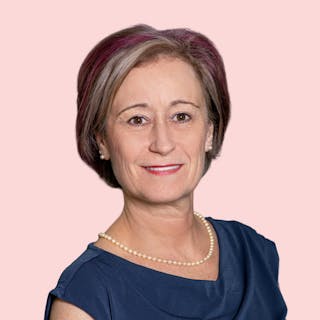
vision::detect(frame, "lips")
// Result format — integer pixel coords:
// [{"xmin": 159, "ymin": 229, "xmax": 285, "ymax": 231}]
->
[{"xmin": 142, "ymin": 164, "xmax": 183, "ymax": 176}]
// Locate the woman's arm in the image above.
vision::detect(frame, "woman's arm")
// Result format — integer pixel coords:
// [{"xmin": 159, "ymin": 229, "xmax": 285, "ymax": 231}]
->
[{"xmin": 49, "ymin": 298, "xmax": 94, "ymax": 320}]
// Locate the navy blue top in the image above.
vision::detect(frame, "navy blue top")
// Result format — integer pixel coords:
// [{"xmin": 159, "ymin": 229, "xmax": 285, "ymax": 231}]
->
[{"xmin": 44, "ymin": 218, "xmax": 287, "ymax": 319}]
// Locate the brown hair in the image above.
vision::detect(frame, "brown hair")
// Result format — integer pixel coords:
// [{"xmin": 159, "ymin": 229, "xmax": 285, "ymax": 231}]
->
[{"xmin": 76, "ymin": 24, "xmax": 231, "ymax": 188}]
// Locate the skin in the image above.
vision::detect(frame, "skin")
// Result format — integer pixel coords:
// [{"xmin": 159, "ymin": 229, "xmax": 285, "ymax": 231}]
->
[
  {"xmin": 50, "ymin": 299, "xmax": 93, "ymax": 320},
  {"xmin": 104, "ymin": 57, "xmax": 213, "ymax": 204},
  {"xmin": 96, "ymin": 56, "xmax": 217, "ymax": 268},
  {"xmin": 50, "ymin": 56, "xmax": 217, "ymax": 319}
]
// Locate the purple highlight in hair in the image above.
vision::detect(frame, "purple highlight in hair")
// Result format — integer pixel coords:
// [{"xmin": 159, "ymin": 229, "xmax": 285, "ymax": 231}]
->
[{"xmin": 78, "ymin": 32, "xmax": 157, "ymax": 114}]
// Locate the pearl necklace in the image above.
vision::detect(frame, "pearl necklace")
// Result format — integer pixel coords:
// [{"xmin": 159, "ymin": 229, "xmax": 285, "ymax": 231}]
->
[{"xmin": 98, "ymin": 211, "xmax": 214, "ymax": 267}]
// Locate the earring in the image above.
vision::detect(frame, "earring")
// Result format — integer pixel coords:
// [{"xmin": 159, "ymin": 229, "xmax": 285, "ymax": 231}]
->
[
  {"xmin": 99, "ymin": 150, "xmax": 105, "ymax": 160},
  {"xmin": 206, "ymin": 145, "xmax": 212, "ymax": 152}
]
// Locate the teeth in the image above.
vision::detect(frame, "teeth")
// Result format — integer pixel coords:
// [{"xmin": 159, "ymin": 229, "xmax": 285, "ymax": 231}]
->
[{"xmin": 146, "ymin": 165, "xmax": 180, "ymax": 172}]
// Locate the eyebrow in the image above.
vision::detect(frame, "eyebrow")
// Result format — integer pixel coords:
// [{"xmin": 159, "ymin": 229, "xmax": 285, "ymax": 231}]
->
[{"xmin": 116, "ymin": 99, "xmax": 200, "ymax": 116}]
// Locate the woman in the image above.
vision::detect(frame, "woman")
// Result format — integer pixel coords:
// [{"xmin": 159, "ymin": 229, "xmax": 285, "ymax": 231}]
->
[{"xmin": 45, "ymin": 24, "xmax": 287, "ymax": 319}]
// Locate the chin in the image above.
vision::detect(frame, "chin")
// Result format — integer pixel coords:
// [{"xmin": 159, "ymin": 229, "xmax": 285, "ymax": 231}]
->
[{"xmin": 135, "ymin": 187, "xmax": 194, "ymax": 205}]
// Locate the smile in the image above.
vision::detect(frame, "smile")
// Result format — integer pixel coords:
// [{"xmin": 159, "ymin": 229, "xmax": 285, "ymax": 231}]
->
[{"xmin": 142, "ymin": 164, "xmax": 183, "ymax": 176}]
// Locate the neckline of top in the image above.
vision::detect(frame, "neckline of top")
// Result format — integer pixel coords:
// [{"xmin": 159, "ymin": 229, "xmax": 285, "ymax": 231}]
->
[{"xmin": 88, "ymin": 217, "xmax": 228, "ymax": 284}]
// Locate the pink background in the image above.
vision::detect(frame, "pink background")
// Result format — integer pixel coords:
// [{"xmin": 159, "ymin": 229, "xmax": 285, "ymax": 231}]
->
[{"xmin": 1, "ymin": 1, "xmax": 319, "ymax": 318}]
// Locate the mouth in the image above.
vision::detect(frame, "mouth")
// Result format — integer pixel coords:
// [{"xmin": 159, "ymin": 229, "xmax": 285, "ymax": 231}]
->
[{"xmin": 142, "ymin": 164, "xmax": 183, "ymax": 176}]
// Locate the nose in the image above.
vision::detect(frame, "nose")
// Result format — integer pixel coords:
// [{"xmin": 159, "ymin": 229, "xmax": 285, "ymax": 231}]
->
[{"xmin": 149, "ymin": 120, "xmax": 175, "ymax": 155}]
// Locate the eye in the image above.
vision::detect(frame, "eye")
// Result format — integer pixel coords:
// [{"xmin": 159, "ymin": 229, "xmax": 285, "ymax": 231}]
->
[
  {"xmin": 127, "ymin": 116, "xmax": 148, "ymax": 126},
  {"xmin": 172, "ymin": 112, "xmax": 192, "ymax": 123}
]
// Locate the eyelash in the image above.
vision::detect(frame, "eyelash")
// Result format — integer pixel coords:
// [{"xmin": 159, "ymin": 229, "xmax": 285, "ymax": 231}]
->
[
  {"xmin": 128, "ymin": 116, "xmax": 146, "ymax": 127},
  {"xmin": 127, "ymin": 113, "xmax": 192, "ymax": 126},
  {"xmin": 173, "ymin": 112, "xmax": 192, "ymax": 123}
]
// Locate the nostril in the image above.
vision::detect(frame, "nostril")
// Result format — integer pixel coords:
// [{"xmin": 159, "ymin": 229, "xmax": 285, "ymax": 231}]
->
[{"xmin": 149, "ymin": 140, "xmax": 175, "ymax": 155}]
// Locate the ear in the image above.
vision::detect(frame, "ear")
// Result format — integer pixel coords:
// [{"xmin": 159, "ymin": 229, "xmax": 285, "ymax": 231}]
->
[
  {"xmin": 95, "ymin": 134, "xmax": 111, "ymax": 160},
  {"xmin": 205, "ymin": 122, "xmax": 214, "ymax": 152}
]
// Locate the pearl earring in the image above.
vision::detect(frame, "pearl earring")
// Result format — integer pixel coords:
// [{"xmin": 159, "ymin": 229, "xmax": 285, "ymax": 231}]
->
[
  {"xmin": 99, "ymin": 150, "xmax": 105, "ymax": 160},
  {"xmin": 206, "ymin": 145, "xmax": 212, "ymax": 152}
]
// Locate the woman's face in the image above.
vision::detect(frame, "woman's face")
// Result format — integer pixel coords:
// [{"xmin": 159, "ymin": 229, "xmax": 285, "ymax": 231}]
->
[{"xmin": 99, "ymin": 56, "xmax": 213, "ymax": 204}]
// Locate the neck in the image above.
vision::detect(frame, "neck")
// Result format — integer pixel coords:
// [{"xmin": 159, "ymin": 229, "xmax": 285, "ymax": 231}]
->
[{"xmin": 106, "ymin": 192, "xmax": 207, "ymax": 261}]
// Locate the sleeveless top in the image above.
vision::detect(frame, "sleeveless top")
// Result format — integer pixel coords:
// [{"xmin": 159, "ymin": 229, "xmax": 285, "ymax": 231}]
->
[{"xmin": 44, "ymin": 218, "xmax": 287, "ymax": 319}]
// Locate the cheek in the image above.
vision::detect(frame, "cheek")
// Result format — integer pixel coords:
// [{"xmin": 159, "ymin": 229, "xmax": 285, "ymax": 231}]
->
[
  {"xmin": 108, "ymin": 135, "xmax": 141, "ymax": 171},
  {"xmin": 179, "ymin": 124, "xmax": 207, "ymax": 149},
  {"xmin": 108, "ymin": 143, "xmax": 136, "ymax": 186},
  {"xmin": 179, "ymin": 127, "xmax": 208, "ymax": 171}
]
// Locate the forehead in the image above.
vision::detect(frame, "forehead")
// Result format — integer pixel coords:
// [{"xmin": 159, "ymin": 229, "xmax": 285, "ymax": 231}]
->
[{"xmin": 112, "ymin": 56, "xmax": 206, "ymax": 107}]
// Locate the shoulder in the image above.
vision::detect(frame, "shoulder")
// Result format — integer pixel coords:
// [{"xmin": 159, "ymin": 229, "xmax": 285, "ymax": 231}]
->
[
  {"xmin": 207, "ymin": 217, "xmax": 276, "ymax": 247},
  {"xmin": 45, "ymin": 244, "xmax": 114, "ymax": 320},
  {"xmin": 207, "ymin": 217, "xmax": 280, "ymax": 277},
  {"xmin": 55, "ymin": 244, "xmax": 110, "ymax": 289},
  {"xmin": 49, "ymin": 298, "xmax": 94, "ymax": 320}
]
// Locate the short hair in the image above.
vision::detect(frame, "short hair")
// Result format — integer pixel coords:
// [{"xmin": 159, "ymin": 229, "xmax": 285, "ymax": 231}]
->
[{"xmin": 76, "ymin": 24, "xmax": 231, "ymax": 188}]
